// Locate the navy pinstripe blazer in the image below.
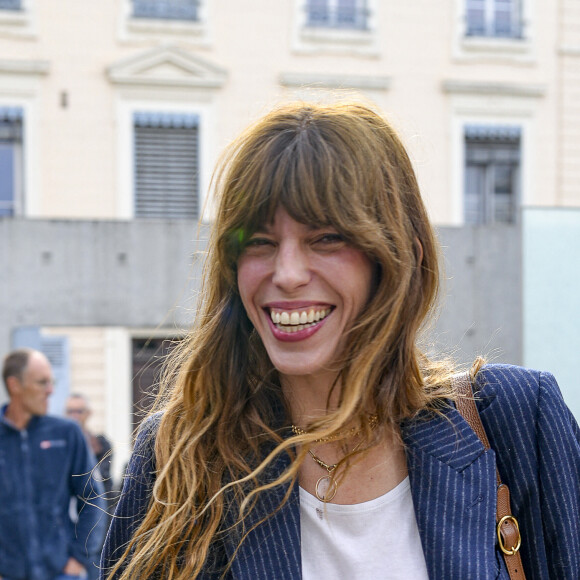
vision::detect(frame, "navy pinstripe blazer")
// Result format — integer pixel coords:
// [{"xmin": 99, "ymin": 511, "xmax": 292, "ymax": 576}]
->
[{"xmin": 101, "ymin": 365, "xmax": 580, "ymax": 579}]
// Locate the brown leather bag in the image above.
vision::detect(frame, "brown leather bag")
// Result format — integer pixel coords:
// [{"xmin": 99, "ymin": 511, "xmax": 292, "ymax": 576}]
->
[{"xmin": 454, "ymin": 372, "xmax": 526, "ymax": 580}]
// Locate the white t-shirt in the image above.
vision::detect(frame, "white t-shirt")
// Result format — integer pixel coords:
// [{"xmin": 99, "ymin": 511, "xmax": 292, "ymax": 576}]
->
[{"xmin": 299, "ymin": 477, "xmax": 429, "ymax": 579}]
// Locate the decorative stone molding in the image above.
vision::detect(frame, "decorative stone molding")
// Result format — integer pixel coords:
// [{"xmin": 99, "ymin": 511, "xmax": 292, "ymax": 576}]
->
[
  {"xmin": 279, "ymin": 72, "xmax": 390, "ymax": 91},
  {"xmin": 107, "ymin": 45, "xmax": 227, "ymax": 89},
  {"xmin": 0, "ymin": 59, "xmax": 49, "ymax": 75},
  {"xmin": 442, "ymin": 80, "xmax": 545, "ymax": 98}
]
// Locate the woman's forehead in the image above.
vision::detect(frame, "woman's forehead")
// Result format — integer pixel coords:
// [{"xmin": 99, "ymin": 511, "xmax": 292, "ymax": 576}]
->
[{"xmin": 251, "ymin": 207, "xmax": 331, "ymax": 232}]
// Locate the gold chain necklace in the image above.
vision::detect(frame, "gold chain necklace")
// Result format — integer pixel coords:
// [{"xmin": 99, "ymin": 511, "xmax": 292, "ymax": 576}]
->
[
  {"xmin": 290, "ymin": 415, "xmax": 378, "ymax": 443},
  {"xmin": 307, "ymin": 441, "xmax": 366, "ymax": 502},
  {"xmin": 291, "ymin": 415, "xmax": 378, "ymax": 503}
]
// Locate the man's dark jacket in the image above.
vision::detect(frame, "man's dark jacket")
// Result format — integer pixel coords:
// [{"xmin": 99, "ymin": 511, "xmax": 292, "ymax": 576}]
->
[{"xmin": 0, "ymin": 406, "xmax": 107, "ymax": 580}]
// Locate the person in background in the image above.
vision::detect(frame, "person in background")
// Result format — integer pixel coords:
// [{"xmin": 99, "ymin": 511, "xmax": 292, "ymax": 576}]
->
[
  {"xmin": 65, "ymin": 393, "xmax": 114, "ymax": 496},
  {"xmin": 0, "ymin": 348, "xmax": 106, "ymax": 580},
  {"xmin": 65, "ymin": 393, "xmax": 115, "ymax": 580}
]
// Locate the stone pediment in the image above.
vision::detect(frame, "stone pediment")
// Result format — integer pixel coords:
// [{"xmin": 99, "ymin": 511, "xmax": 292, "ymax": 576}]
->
[{"xmin": 107, "ymin": 45, "xmax": 227, "ymax": 89}]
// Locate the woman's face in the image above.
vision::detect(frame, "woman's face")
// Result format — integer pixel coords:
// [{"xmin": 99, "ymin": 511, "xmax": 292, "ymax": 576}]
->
[{"xmin": 237, "ymin": 207, "xmax": 374, "ymax": 383}]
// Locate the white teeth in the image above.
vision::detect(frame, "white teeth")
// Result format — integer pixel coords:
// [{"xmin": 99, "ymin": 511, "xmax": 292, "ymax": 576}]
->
[{"xmin": 269, "ymin": 307, "xmax": 331, "ymax": 331}]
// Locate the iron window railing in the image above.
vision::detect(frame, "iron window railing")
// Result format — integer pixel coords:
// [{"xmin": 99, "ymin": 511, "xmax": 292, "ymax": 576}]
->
[
  {"xmin": 132, "ymin": 0, "xmax": 199, "ymax": 21},
  {"xmin": 306, "ymin": 0, "xmax": 368, "ymax": 30}
]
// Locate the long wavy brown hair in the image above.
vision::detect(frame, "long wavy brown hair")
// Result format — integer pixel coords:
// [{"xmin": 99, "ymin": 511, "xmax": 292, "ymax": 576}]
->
[{"xmin": 108, "ymin": 101, "xmax": 456, "ymax": 579}]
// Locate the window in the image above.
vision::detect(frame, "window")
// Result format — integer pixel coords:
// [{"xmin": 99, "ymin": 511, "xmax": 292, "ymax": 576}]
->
[
  {"xmin": 132, "ymin": 0, "xmax": 198, "ymax": 21},
  {"xmin": 306, "ymin": 0, "xmax": 367, "ymax": 29},
  {"xmin": 464, "ymin": 125, "xmax": 521, "ymax": 224},
  {"xmin": 0, "ymin": 0, "xmax": 21, "ymax": 10},
  {"xmin": 466, "ymin": 0, "xmax": 521, "ymax": 38},
  {"xmin": 0, "ymin": 107, "xmax": 23, "ymax": 217},
  {"xmin": 133, "ymin": 112, "xmax": 199, "ymax": 219}
]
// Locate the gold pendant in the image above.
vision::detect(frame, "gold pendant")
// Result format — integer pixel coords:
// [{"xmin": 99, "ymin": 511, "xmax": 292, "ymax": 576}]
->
[{"xmin": 315, "ymin": 475, "xmax": 338, "ymax": 502}]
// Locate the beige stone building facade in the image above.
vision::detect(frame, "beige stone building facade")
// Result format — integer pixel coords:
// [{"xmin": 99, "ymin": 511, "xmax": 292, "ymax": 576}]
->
[{"xmin": 1, "ymin": 0, "xmax": 579, "ymax": 478}]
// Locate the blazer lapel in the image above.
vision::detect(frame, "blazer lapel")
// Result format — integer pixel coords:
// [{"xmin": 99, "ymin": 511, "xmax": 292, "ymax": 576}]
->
[
  {"xmin": 223, "ymin": 453, "xmax": 302, "ymax": 580},
  {"xmin": 402, "ymin": 406, "xmax": 502, "ymax": 580}
]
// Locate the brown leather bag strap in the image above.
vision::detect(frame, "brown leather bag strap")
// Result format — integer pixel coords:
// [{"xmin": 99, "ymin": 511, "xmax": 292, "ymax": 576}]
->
[{"xmin": 454, "ymin": 372, "xmax": 526, "ymax": 580}]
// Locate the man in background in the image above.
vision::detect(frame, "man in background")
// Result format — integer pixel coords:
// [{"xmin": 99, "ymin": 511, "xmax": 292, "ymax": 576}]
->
[
  {"xmin": 65, "ymin": 393, "xmax": 114, "ymax": 496},
  {"xmin": 65, "ymin": 393, "xmax": 115, "ymax": 580},
  {"xmin": 0, "ymin": 348, "xmax": 106, "ymax": 580}
]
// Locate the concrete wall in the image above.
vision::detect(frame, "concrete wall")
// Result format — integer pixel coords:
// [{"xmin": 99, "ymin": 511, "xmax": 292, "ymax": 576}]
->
[
  {"xmin": 431, "ymin": 225, "xmax": 522, "ymax": 366},
  {"xmin": 0, "ymin": 218, "xmax": 209, "ymax": 356}
]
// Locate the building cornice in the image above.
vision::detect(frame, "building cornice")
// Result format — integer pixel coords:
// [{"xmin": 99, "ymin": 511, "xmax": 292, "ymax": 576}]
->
[
  {"xmin": 558, "ymin": 46, "xmax": 580, "ymax": 57},
  {"xmin": 442, "ymin": 79, "xmax": 546, "ymax": 98},
  {"xmin": 0, "ymin": 60, "xmax": 49, "ymax": 75},
  {"xmin": 279, "ymin": 72, "xmax": 391, "ymax": 91}
]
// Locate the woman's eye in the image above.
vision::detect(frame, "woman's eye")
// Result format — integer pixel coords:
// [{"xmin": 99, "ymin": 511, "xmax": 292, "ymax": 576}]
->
[
  {"xmin": 313, "ymin": 233, "xmax": 344, "ymax": 245},
  {"xmin": 242, "ymin": 237, "xmax": 275, "ymax": 253},
  {"xmin": 246, "ymin": 237, "xmax": 272, "ymax": 246}
]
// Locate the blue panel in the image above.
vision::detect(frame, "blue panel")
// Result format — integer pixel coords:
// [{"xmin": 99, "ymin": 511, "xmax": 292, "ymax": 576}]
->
[{"xmin": 523, "ymin": 208, "xmax": 580, "ymax": 420}]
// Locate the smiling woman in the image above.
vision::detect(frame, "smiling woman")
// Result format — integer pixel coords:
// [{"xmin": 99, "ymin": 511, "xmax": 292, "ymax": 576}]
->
[{"xmin": 101, "ymin": 102, "xmax": 580, "ymax": 580}]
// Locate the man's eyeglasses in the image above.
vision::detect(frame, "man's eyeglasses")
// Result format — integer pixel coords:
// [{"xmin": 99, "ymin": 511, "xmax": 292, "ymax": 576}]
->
[
  {"xmin": 66, "ymin": 408, "xmax": 87, "ymax": 415},
  {"xmin": 33, "ymin": 378, "xmax": 55, "ymax": 390}
]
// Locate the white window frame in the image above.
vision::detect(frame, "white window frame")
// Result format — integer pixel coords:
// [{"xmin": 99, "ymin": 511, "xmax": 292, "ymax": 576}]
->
[
  {"xmin": 453, "ymin": 0, "xmax": 533, "ymax": 62},
  {"xmin": 0, "ymin": 0, "xmax": 36, "ymax": 38},
  {"xmin": 118, "ymin": 0, "xmax": 211, "ymax": 45},
  {"xmin": 443, "ymin": 80, "xmax": 545, "ymax": 225},
  {"xmin": 117, "ymin": 99, "xmax": 214, "ymax": 221},
  {"xmin": 450, "ymin": 115, "xmax": 531, "ymax": 226},
  {"xmin": 292, "ymin": 0, "xmax": 378, "ymax": 56}
]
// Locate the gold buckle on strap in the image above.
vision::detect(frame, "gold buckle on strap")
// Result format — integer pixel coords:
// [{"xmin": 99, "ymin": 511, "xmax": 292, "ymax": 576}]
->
[{"xmin": 497, "ymin": 515, "xmax": 522, "ymax": 555}]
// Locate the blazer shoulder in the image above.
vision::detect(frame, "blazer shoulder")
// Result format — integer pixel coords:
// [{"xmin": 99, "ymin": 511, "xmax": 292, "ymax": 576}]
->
[{"xmin": 474, "ymin": 363, "xmax": 564, "ymax": 418}]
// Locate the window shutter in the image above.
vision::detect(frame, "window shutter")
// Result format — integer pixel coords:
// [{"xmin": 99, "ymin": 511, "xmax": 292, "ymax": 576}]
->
[{"xmin": 134, "ymin": 112, "xmax": 200, "ymax": 219}]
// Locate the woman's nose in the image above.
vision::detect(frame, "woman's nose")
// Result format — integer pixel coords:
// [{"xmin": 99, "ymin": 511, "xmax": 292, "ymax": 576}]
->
[{"xmin": 271, "ymin": 242, "xmax": 311, "ymax": 291}]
